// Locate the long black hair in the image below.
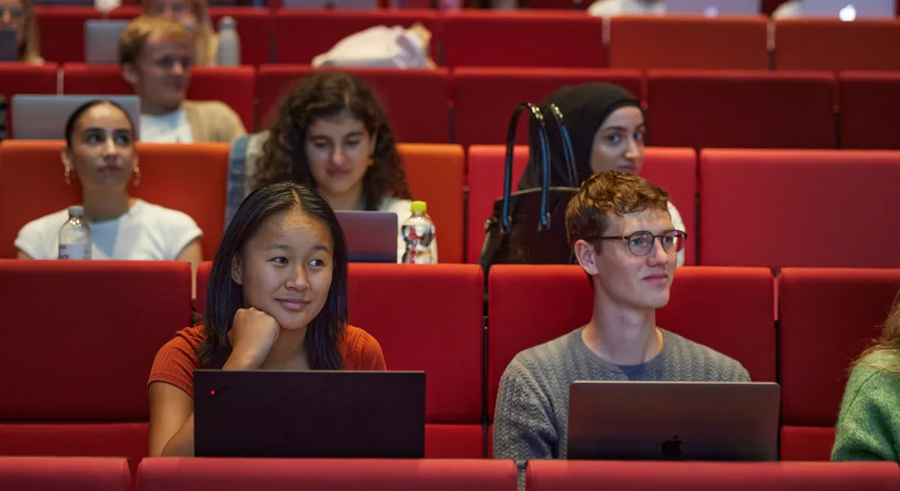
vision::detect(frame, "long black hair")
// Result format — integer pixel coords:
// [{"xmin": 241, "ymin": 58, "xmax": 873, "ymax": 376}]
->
[{"xmin": 197, "ymin": 182, "xmax": 349, "ymax": 370}]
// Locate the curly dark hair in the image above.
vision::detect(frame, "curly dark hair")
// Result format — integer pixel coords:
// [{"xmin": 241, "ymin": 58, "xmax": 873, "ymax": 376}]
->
[{"xmin": 254, "ymin": 72, "xmax": 411, "ymax": 210}]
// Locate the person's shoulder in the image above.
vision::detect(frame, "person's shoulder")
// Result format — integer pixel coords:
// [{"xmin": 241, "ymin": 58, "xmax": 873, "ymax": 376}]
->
[
  {"xmin": 507, "ymin": 329, "xmax": 579, "ymax": 379},
  {"xmin": 378, "ymin": 196, "xmax": 412, "ymax": 214},
  {"xmin": 16, "ymin": 208, "xmax": 69, "ymax": 254},
  {"xmin": 342, "ymin": 325, "xmax": 386, "ymax": 370},
  {"xmin": 149, "ymin": 325, "xmax": 205, "ymax": 397},
  {"xmin": 848, "ymin": 352, "xmax": 900, "ymax": 393},
  {"xmin": 662, "ymin": 329, "xmax": 750, "ymax": 380},
  {"xmin": 138, "ymin": 200, "xmax": 198, "ymax": 226}
]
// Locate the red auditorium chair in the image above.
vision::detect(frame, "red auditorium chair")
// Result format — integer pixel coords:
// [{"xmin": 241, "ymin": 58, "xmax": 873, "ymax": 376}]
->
[
  {"xmin": 107, "ymin": 6, "xmax": 273, "ymax": 66},
  {"xmin": 838, "ymin": 71, "xmax": 900, "ymax": 150},
  {"xmin": 699, "ymin": 149, "xmax": 900, "ymax": 268},
  {"xmin": 442, "ymin": 11, "xmax": 605, "ymax": 68},
  {"xmin": 140, "ymin": 458, "xmax": 518, "ymax": 491},
  {"xmin": 465, "ymin": 146, "xmax": 697, "ymax": 265},
  {"xmin": 0, "ymin": 141, "xmax": 228, "ymax": 260},
  {"xmin": 273, "ymin": 10, "xmax": 441, "ymax": 65},
  {"xmin": 0, "ymin": 261, "xmax": 192, "ymax": 479},
  {"xmin": 34, "ymin": 7, "xmax": 105, "ymax": 63},
  {"xmin": 526, "ymin": 460, "xmax": 900, "ymax": 491},
  {"xmin": 256, "ymin": 65, "xmax": 450, "ymax": 141},
  {"xmin": 62, "ymin": 64, "xmax": 256, "ymax": 132},
  {"xmin": 0, "ymin": 62, "xmax": 58, "ymax": 137},
  {"xmin": 774, "ymin": 19, "xmax": 900, "ymax": 72},
  {"xmin": 487, "ymin": 265, "xmax": 776, "ymax": 425},
  {"xmin": 779, "ymin": 268, "xmax": 900, "ymax": 461},
  {"xmin": 348, "ymin": 264, "xmax": 484, "ymax": 457},
  {"xmin": 647, "ymin": 70, "xmax": 836, "ymax": 149},
  {"xmin": 0, "ymin": 457, "xmax": 130, "ymax": 491},
  {"xmin": 609, "ymin": 16, "xmax": 769, "ymax": 70},
  {"xmin": 451, "ymin": 67, "xmax": 642, "ymax": 147}
]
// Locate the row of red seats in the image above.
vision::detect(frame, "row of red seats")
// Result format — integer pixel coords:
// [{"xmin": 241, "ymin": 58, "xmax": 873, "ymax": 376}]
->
[
  {"xmin": 1, "ymin": 261, "xmax": 897, "ymax": 469},
  {"xmin": 4, "ymin": 64, "xmax": 897, "ymax": 150},
  {"xmin": 3, "ymin": 141, "xmax": 900, "ymax": 269},
  {"xmin": 31, "ymin": 7, "xmax": 900, "ymax": 72},
  {"xmin": 4, "ymin": 457, "xmax": 898, "ymax": 491}
]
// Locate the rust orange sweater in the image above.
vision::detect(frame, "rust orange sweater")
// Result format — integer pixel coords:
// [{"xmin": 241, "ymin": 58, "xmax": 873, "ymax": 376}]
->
[{"xmin": 149, "ymin": 325, "xmax": 386, "ymax": 397}]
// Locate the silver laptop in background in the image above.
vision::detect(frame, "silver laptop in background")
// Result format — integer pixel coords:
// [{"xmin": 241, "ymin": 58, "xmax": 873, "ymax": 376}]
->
[
  {"xmin": 567, "ymin": 381, "xmax": 780, "ymax": 461},
  {"xmin": 85, "ymin": 20, "xmax": 130, "ymax": 65},
  {"xmin": 666, "ymin": 0, "xmax": 761, "ymax": 16},
  {"xmin": 0, "ymin": 28, "xmax": 17, "ymax": 62},
  {"xmin": 335, "ymin": 211, "xmax": 398, "ymax": 263},
  {"xmin": 799, "ymin": 0, "xmax": 895, "ymax": 19},
  {"xmin": 282, "ymin": 0, "xmax": 377, "ymax": 9},
  {"xmin": 11, "ymin": 95, "xmax": 141, "ymax": 140}
]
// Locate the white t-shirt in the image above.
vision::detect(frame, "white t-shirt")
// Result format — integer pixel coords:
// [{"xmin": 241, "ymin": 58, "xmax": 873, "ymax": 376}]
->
[
  {"xmin": 378, "ymin": 196, "xmax": 439, "ymax": 264},
  {"xmin": 140, "ymin": 108, "xmax": 194, "ymax": 143},
  {"xmin": 588, "ymin": 0, "xmax": 666, "ymax": 17},
  {"xmin": 15, "ymin": 199, "xmax": 202, "ymax": 260}
]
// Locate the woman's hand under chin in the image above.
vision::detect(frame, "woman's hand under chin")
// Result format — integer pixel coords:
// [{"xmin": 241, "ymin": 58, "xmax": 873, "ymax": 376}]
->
[{"xmin": 223, "ymin": 307, "xmax": 280, "ymax": 370}]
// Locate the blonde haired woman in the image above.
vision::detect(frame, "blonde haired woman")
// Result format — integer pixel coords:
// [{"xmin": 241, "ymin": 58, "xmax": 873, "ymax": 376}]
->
[
  {"xmin": 0, "ymin": 0, "xmax": 43, "ymax": 64},
  {"xmin": 833, "ymin": 293, "xmax": 900, "ymax": 462},
  {"xmin": 142, "ymin": 0, "xmax": 218, "ymax": 66}
]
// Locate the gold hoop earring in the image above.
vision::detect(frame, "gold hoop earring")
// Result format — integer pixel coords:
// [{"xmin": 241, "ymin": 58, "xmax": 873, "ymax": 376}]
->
[
  {"xmin": 64, "ymin": 167, "xmax": 74, "ymax": 186},
  {"xmin": 367, "ymin": 157, "xmax": 375, "ymax": 167},
  {"xmin": 132, "ymin": 166, "xmax": 141, "ymax": 186}
]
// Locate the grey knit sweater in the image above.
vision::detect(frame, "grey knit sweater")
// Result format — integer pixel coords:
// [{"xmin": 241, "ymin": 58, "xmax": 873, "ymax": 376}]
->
[{"xmin": 492, "ymin": 326, "xmax": 751, "ymax": 462}]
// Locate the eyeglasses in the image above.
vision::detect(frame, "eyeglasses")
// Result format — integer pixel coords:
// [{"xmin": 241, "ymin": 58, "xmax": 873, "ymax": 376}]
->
[
  {"xmin": 594, "ymin": 230, "xmax": 687, "ymax": 257},
  {"xmin": 0, "ymin": 6, "xmax": 27, "ymax": 21}
]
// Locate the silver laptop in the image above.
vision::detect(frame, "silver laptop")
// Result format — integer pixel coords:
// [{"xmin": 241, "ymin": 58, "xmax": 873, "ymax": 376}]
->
[
  {"xmin": 11, "ymin": 95, "xmax": 141, "ymax": 140},
  {"xmin": 282, "ymin": 0, "xmax": 377, "ymax": 9},
  {"xmin": 84, "ymin": 20, "xmax": 130, "ymax": 65},
  {"xmin": 0, "ymin": 28, "xmax": 16, "ymax": 62},
  {"xmin": 567, "ymin": 381, "xmax": 780, "ymax": 461},
  {"xmin": 335, "ymin": 211, "xmax": 398, "ymax": 263},
  {"xmin": 800, "ymin": 0, "xmax": 895, "ymax": 19},
  {"xmin": 666, "ymin": 0, "xmax": 760, "ymax": 15}
]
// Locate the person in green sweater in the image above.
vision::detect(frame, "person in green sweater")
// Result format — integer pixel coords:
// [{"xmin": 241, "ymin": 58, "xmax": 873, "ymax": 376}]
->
[{"xmin": 832, "ymin": 297, "xmax": 900, "ymax": 462}]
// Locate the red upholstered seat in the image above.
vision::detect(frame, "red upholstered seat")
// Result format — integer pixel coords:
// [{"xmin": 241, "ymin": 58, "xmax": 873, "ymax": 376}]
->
[
  {"xmin": 139, "ymin": 458, "xmax": 517, "ymax": 491},
  {"xmin": 442, "ymin": 11, "xmax": 604, "ymax": 68},
  {"xmin": 779, "ymin": 268, "xmax": 900, "ymax": 460},
  {"xmin": 774, "ymin": 19, "xmax": 900, "ymax": 71},
  {"xmin": 487, "ymin": 265, "xmax": 775, "ymax": 420},
  {"xmin": 34, "ymin": 7, "xmax": 105, "ymax": 63},
  {"xmin": 700, "ymin": 149, "xmax": 900, "ymax": 268},
  {"xmin": 451, "ymin": 67, "xmax": 642, "ymax": 147},
  {"xmin": 526, "ymin": 460, "xmax": 900, "ymax": 491},
  {"xmin": 838, "ymin": 71, "xmax": 900, "ymax": 150},
  {"xmin": 647, "ymin": 70, "xmax": 836, "ymax": 149},
  {"xmin": 0, "ymin": 457, "xmax": 130, "ymax": 491},
  {"xmin": 256, "ymin": 65, "xmax": 450, "ymax": 141},
  {"xmin": 0, "ymin": 63, "xmax": 58, "ymax": 137}
]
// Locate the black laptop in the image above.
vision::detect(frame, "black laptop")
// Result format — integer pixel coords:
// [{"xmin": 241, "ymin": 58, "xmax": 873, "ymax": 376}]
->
[{"xmin": 194, "ymin": 370, "xmax": 425, "ymax": 458}]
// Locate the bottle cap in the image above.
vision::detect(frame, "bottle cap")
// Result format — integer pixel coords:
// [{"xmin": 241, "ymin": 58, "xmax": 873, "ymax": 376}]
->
[
  {"xmin": 410, "ymin": 201, "xmax": 427, "ymax": 213},
  {"xmin": 218, "ymin": 16, "xmax": 236, "ymax": 29},
  {"xmin": 68, "ymin": 205, "xmax": 84, "ymax": 217}
]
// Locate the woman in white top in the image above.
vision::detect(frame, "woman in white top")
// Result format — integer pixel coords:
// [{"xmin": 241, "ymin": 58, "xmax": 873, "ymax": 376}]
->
[
  {"xmin": 230, "ymin": 72, "xmax": 436, "ymax": 262},
  {"xmin": 15, "ymin": 100, "xmax": 204, "ymax": 288}
]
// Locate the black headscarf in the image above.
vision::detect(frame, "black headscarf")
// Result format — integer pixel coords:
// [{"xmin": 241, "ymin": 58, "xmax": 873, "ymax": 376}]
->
[{"xmin": 517, "ymin": 83, "xmax": 644, "ymax": 191}]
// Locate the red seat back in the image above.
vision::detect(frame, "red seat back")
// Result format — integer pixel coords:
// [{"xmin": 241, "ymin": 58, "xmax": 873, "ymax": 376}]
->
[
  {"xmin": 700, "ymin": 149, "xmax": 900, "ymax": 268},
  {"xmin": 256, "ymin": 65, "xmax": 450, "ymax": 141},
  {"xmin": 443, "ymin": 11, "xmax": 604, "ymax": 68},
  {"xmin": 838, "ymin": 71, "xmax": 900, "ymax": 150},
  {"xmin": 0, "ymin": 63, "xmax": 58, "ymax": 136},
  {"xmin": 775, "ymin": 19, "xmax": 900, "ymax": 71},
  {"xmin": 0, "ymin": 457, "xmax": 130, "ymax": 491},
  {"xmin": 610, "ymin": 16, "xmax": 769, "ymax": 70},
  {"xmin": 34, "ymin": 7, "xmax": 105, "ymax": 63},
  {"xmin": 647, "ymin": 70, "xmax": 836, "ymax": 149},
  {"xmin": 487, "ymin": 265, "xmax": 775, "ymax": 420},
  {"xmin": 451, "ymin": 67, "xmax": 643, "ymax": 147}
]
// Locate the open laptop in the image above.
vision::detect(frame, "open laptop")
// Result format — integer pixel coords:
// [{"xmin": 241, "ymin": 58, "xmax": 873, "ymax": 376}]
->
[
  {"xmin": 11, "ymin": 95, "xmax": 141, "ymax": 140},
  {"xmin": 282, "ymin": 0, "xmax": 378, "ymax": 9},
  {"xmin": 335, "ymin": 211, "xmax": 398, "ymax": 263},
  {"xmin": 0, "ymin": 28, "xmax": 16, "ymax": 62},
  {"xmin": 800, "ymin": 0, "xmax": 895, "ymax": 20},
  {"xmin": 194, "ymin": 370, "xmax": 426, "ymax": 458},
  {"xmin": 567, "ymin": 381, "xmax": 780, "ymax": 461},
  {"xmin": 84, "ymin": 20, "xmax": 130, "ymax": 64},
  {"xmin": 666, "ymin": 0, "xmax": 760, "ymax": 16}
]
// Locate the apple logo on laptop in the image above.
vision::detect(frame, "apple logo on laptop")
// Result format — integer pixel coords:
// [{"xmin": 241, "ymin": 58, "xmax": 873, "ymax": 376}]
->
[{"xmin": 661, "ymin": 435, "xmax": 683, "ymax": 459}]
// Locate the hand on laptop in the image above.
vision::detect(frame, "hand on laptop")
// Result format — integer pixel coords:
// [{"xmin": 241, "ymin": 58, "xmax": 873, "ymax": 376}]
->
[{"xmin": 224, "ymin": 308, "xmax": 281, "ymax": 370}]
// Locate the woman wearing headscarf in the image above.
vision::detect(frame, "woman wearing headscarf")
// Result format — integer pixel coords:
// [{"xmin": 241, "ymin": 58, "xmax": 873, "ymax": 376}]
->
[{"xmin": 518, "ymin": 82, "xmax": 686, "ymax": 266}]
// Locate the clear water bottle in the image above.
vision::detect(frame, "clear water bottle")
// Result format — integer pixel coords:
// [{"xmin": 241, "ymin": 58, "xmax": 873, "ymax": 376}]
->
[
  {"xmin": 58, "ymin": 206, "xmax": 91, "ymax": 260},
  {"xmin": 216, "ymin": 16, "xmax": 241, "ymax": 67},
  {"xmin": 401, "ymin": 201, "xmax": 436, "ymax": 264}
]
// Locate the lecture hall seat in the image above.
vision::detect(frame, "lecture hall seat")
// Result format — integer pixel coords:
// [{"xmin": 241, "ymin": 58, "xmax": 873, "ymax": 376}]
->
[
  {"xmin": 0, "ymin": 261, "xmax": 192, "ymax": 479},
  {"xmin": 34, "ymin": 7, "xmax": 105, "ymax": 63},
  {"xmin": 838, "ymin": 71, "xmax": 900, "ymax": 150},
  {"xmin": 779, "ymin": 268, "xmax": 900, "ymax": 461},
  {"xmin": 699, "ymin": 149, "xmax": 900, "ymax": 268},
  {"xmin": 451, "ymin": 67, "xmax": 643, "ymax": 147},
  {"xmin": 255, "ymin": 65, "xmax": 450, "ymax": 141},
  {"xmin": 0, "ymin": 62, "xmax": 58, "ymax": 137},
  {"xmin": 0, "ymin": 141, "xmax": 228, "ymax": 260},
  {"xmin": 774, "ymin": 19, "xmax": 900, "ymax": 72},
  {"xmin": 0, "ymin": 457, "xmax": 131, "ymax": 491}
]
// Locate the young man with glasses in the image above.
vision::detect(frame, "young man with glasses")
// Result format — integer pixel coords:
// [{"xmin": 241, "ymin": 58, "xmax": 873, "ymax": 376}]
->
[{"xmin": 493, "ymin": 171, "xmax": 749, "ymax": 464}]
